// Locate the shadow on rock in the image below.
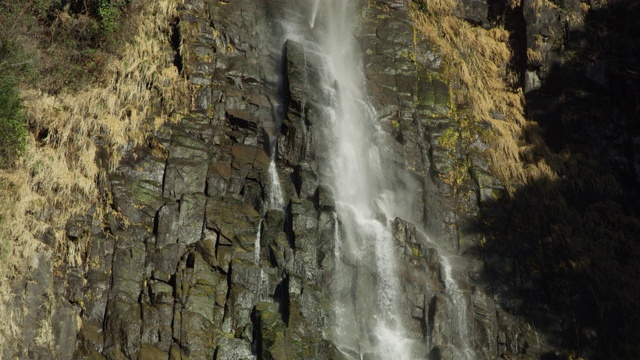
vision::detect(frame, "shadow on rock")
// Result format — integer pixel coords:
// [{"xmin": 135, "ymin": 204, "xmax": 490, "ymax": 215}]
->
[{"xmin": 473, "ymin": 1, "xmax": 640, "ymax": 358}]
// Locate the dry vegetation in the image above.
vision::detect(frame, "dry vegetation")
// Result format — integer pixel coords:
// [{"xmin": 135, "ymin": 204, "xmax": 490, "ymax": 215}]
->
[
  {"xmin": 412, "ymin": 1, "xmax": 640, "ymax": 356},
  {"xmin": 0, "ymin": 0, "xmax": 188, "ymax": 353},
  {"xmin": 411, "ymin": 0, "xmax": 555, "ymax": 192}
]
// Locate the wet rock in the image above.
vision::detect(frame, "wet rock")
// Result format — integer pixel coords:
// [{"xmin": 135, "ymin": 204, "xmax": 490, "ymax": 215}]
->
[
  {"xmin": 231, "ymin": 143, "xmax": 271, "ymax": 172},
  {"xmin": 205, "ymin": 197, "xmax": 261, "ymax": 243},
  {"xmin": 472, "ymin": 287, "xmax": 498, "ymax": 359},
  {"xmin": 227, "ymin": 108, "xmax": 261, "ymax": 132},
  {"xmin": 284, "ymin": 40, "xmax": 307, "ymax": 115},
  {"xmin": 317, "ymin": 184, "xmax": 335, "ymax": 211},
  {"xmin": 293, "ymin": 161, "xmax": 318, "ymax": 200},
  {"xmin": 429, "ymin": 345, "xmax": 457, "ymax": 360}
]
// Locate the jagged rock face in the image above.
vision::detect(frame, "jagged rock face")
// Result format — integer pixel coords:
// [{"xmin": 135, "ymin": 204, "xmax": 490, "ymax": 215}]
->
[{"xmin": 3, "ymin": 1, "xmax": 559, "ymax": 359}]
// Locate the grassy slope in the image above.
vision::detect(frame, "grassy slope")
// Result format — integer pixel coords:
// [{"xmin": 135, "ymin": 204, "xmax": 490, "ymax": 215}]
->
[{"xmin": 0, "ymin": 0, "xmax": 188, "ymax": 354}]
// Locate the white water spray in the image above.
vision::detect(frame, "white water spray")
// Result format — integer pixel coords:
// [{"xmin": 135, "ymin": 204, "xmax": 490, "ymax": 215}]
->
[
  {"xmin": 284, "ymin": 1, "xmax": 415, "ymax": 358},
  {"xmin": 309, "ymin": 0, "xmax": 321, "ymax": 28},
  {"xmin": 441, "ymin": 255, "xmax": 475, "ymax": 359},
  {"xmin": 255, "ymin": 218, "xmax": 263, "ymax": 265},
  {"xmin": 276, "ymin": 1, "xmax": 477, "ymax": 358},
  {"xmin": 268, "ymin": 159, "xmax": 284, "ymax": 209},
  {"xmin": 254, "ymin": 219, "xmax": 269, "ymax": 302}
]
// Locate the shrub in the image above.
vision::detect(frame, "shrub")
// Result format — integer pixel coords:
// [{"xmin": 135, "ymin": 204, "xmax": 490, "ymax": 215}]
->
[
  {"xmin": 0, "ymin": 76, "xmax": 27, "ymax": 168},
  {"xmin": 98, "ymin": 0, "xmax": 122, "ymax": 35},
  {"xmin": 0, "ymin": 40, "xmax": 28, "ymax": 168}
]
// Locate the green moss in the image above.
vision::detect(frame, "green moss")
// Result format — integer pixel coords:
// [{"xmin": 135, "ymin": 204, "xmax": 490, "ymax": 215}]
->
[
  {"xmin": 409, "ymin": 243, "xmax": 423, "ymax": 257},
  {"xmin": 439, "ymin": 127, "xmax": 459, "ymax": 150}
]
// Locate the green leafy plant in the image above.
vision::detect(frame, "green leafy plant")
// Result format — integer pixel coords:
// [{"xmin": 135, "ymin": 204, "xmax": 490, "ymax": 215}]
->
[
  {"xmin": 0, "ymin": 39, "xmax": 27, "ymax": 167},
  {"xmin": 98, "ymin": 0, "xmax": 123, "ymax": 35},
  {"xmin": 0, "ymin": 76, "xmax": 27, "ymax": 168}
]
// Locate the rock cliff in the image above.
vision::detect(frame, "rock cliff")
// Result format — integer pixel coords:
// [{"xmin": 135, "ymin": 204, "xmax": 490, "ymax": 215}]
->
[{"xmin": 3, "ymin": 0, "xmax": 639, "ymax": 359}]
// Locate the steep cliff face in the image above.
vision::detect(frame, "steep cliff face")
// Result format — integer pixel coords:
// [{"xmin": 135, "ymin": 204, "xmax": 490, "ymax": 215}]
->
[
  {"xmin": 4, "ymin": 0, "xmax": 637, "ymax": 359},
  {"xmin": 85, "ymin": 0, "xmax": 538, "ymax": 358}
]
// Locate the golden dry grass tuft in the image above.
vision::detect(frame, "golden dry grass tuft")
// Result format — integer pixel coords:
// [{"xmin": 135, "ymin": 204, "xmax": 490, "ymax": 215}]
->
[
  {"xmin": 0, "ymin": 0, "xmax": 188, "ymax": 354},
  {"xmin": 411, "ymin": 0, "xmax": 555, "ymax": 191}
]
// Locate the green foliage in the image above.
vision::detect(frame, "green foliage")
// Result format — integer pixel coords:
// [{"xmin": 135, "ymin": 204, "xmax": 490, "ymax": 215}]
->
[
  {"xmin": 0, "ymin": 74, "xmax": 27, "ymax": 168},
  {"xmin": 0, "ymin": 0, "xmax": 133, "ymax": 94},
  {"xmin": 0, "ymin": 37, "xmax": 29, "ymax": 167},
  {"xmin": 98, "ymin": 0, "xmax": 122, "ymax": 35}
]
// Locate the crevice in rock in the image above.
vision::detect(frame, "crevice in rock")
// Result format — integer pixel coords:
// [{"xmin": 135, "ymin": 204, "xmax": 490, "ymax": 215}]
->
[
  {"xmin": 274, "ymin": 276, "xmax": 290, "ymax": 326},
  {"xmin": 251, "ymin": 307, "xmax": 261, "ymax": 357},
  {"xmin": 427, "ymin": 294, "xmax": 436, "ymax": 341},
  {"xmin": 170, "ymin": 17, "xmax": 183, "ymax": 74},
  {"xmin": 186, "ymin": 253, "xmax": 195, "ymax": 269}
]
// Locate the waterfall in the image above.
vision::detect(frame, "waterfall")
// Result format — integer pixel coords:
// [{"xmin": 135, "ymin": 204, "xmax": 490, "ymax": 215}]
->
[
  {"xmin": 254, "ymin": 219, "xmax": 269, "ymax": 303},
  {"xmin": 275, "ymin": 1, "xmax": 476, "ymax": 358},
  {"xmin": 279, "ymin": 1, "xmax": 416, "ymax": 358},
  {"xmin": 267, "ymin": 159, "xmax": 284, "ymax": 209}
]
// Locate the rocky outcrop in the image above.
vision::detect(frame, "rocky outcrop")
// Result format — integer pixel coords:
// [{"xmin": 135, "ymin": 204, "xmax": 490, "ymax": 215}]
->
[{"xmin": 2, "ymin": 0, "xmax": 586, "ymax": 359}]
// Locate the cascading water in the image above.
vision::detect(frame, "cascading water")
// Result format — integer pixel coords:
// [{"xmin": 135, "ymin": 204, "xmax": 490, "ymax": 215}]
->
[
  {"xmin": 276, "ymin": 1, "xmax": 476, "ymax": 358},
  {"xmin": 279, "ymin": 1, "xmax": 418, "ymax": 358},
  {"xmin": 267, "ymin": 160, "xmax": 284, "ymax": 209},
  {"xmin": 441, "ymin": 256, "xmax": 475, "ymax": 359}
]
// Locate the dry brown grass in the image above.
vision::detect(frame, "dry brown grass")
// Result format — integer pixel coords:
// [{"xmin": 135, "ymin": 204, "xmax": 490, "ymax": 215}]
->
[
  {"xmin": 411, "ymin": 0, "xmax": 555, "ymax": 191},
  {"xmin": 0, "ymin": 0, "xmax": 188, "ymax": 354}
]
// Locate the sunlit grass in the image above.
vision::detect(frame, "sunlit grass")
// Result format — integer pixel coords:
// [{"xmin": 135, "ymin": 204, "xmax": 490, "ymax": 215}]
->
[{"xmin": 0, "ymin": 0, "xmax": 188, "ymax": 354}]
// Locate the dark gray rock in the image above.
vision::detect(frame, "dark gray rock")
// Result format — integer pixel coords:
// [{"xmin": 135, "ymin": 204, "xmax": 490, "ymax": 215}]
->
[
  {"xmin": 83, "ymin": 270, "xmax": 111, "ymax": 323},
  {"xmin": 457, "ymin": 0, "xmax": 489, "ymax": 26},
  {"xmin": 52, "ymin": 299, "xmax": 79, "ymax": 360},
  {"xmin": 163, "ymin": 158, "xmax": 208, "ymax": 198}
]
